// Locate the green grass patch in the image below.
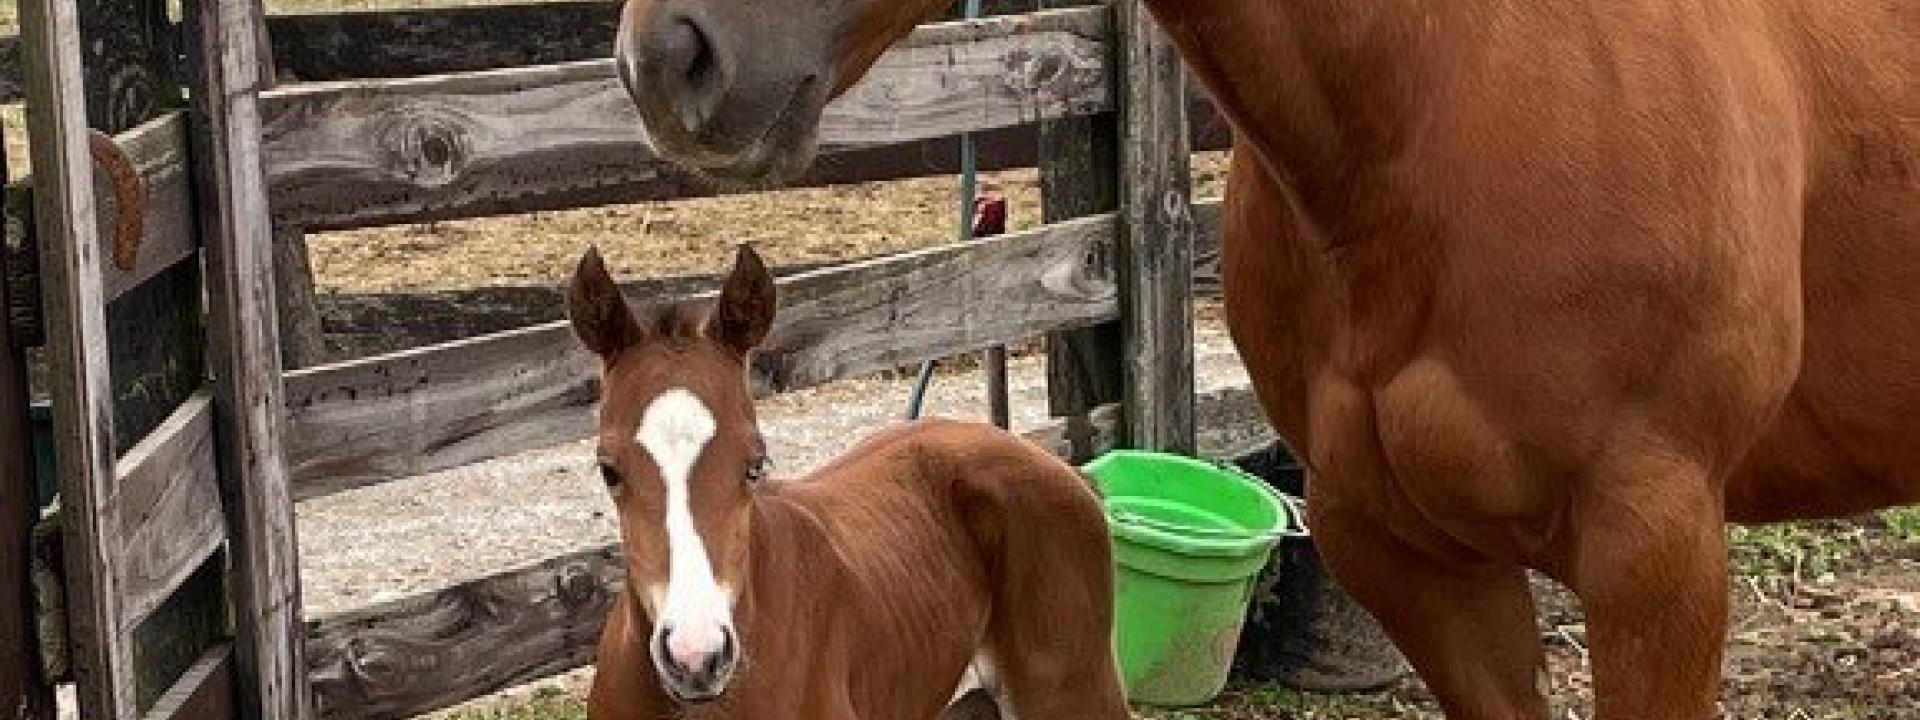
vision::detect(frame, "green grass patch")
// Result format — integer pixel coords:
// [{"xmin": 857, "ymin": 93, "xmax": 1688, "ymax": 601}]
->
[
  {"xmin": 1728, "ymin": 520, "xmax": 1866, "ymax": 578},
  {"xmin": 1727, "ymin": 506, "xmax": 1920, "ymax": 579},
  {"xmin": 1883, "ymin": 504, "xmax": 1920, "ymax": 542}
]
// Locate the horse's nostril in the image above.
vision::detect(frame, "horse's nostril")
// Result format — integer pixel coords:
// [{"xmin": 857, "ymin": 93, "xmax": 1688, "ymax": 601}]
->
[
  {"xmin": 680, "ymin": 19, "xmax": 716, "ymax": 86},
  {"xmin": 655, "ymin": 14, "xmax": 720, "ymax": 94},
  {"xmin": 715, "ymin": 630, "xmax": 736, "ymax": 669}
]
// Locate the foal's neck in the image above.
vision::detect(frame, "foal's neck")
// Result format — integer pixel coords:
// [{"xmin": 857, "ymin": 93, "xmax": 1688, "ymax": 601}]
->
[{"xmin": 732, "ymin": 491, "xmax": 834, "ymax": 633}]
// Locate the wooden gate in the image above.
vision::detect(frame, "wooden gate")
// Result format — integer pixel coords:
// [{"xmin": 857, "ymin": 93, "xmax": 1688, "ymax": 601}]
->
[{"xmin": 11, "ymin": 0, "xmax": 309, "ymax": 717}]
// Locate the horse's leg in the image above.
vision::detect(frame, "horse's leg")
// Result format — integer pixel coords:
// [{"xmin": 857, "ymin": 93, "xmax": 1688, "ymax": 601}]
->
[
  {"xmin": 1569, "ymin": 452, "xmax": 1728, "ymax": 720},
  {"xmin": 1313, "ymin": 501, "xmax": 1551, "ymax": 720}
]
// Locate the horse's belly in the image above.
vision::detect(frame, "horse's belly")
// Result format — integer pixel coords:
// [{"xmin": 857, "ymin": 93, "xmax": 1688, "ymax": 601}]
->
[
  {"xmin": 1722, "ymin": 0, "xmax": 1920, "ymax": 522},
  {"xmin": 1725, "ymin": 391, "xmax": 1920, "ymax": 524},
  {"xmin": 1726, "ymin": 217, "xmax": 1920, "ymax": 521}
]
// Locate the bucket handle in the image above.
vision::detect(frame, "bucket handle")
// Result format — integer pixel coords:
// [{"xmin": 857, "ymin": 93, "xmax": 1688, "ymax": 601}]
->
[
  {"xmin": 1209, "ymin": 459, "xmax": 1311, "ymax": 540},
  {"xmin": 1275, "ymin": 490, "xmax": 1310, "ymax": 539},
  {"xmin": 1106, "ymin": 494, "xmax": 1310, "ymax": 543},
  {"xmin": 1108, "ymin": 508, "xmax": 1274, "ymax": 541}
]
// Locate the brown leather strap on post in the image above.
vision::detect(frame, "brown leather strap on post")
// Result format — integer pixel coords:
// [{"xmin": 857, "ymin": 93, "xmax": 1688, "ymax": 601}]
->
[{"xmin": 85, "ymin": 129, "xmax": 144, "ymax": 272}]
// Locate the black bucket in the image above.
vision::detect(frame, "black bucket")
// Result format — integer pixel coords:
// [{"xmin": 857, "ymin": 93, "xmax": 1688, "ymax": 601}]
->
[{"xmin": 1228, "ymin": 442, "xmax": 1409, "ymax": 692}]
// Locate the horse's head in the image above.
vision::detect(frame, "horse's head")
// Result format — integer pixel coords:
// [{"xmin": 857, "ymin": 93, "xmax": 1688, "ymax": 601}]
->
[
  {"xmin": 615, "ymin": 0, "xmax": 950, "ymax": 184},
  {"xmin": 568, "ymin": 244, "xmax": 777, "ymax": 703}
]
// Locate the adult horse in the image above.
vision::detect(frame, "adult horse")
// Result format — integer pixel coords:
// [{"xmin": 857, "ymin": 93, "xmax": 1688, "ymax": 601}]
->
[
  {"xmin": 568, "ymin": 245, "xmax": 1129, "ymax": 719},
  {"xmin": 611, "ymin": 0, "xmax": 1920, "ymax": 717}
]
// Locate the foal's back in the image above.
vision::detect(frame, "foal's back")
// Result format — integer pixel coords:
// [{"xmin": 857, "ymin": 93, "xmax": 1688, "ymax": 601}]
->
[{"xmin": 769, "ymin": 418, "xmax": 1127, "ymax": 719}]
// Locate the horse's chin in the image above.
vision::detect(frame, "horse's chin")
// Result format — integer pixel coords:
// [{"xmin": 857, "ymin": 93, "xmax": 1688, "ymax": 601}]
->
[
  {"xmin": 690, "ymin": 155, "xmax": 810, "ymax": 190},
  {"xmin": 656, "ymin": 671, "xmax": 732, "ymax": 705},
  {"xmin": 636, "ymin": 91, "xmax": 824, "ymax": 189}
]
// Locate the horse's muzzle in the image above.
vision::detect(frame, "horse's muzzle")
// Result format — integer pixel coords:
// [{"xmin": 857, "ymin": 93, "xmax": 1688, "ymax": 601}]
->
[{"xmin": 652, "ymin": 621, "xmax": 740, "ymax": 702}]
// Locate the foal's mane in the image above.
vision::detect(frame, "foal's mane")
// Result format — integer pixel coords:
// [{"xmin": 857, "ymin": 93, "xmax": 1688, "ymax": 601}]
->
[{"xmin": 629, "ymin": 300, "xmax": 720, "ymax": 348}]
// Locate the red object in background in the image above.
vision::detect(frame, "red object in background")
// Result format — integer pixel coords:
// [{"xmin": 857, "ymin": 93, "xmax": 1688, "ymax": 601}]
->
[{"xmin": 972, "ymin": 194, "xmax": 1008, "ymax": 238}]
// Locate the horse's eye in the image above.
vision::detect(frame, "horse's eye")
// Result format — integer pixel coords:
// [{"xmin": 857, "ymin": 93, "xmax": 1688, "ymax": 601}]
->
[
  {"xmin": 598, "ymin": 462, "xmax": 621, "ymax": 488},
  {"xmin": 745, "ymin": 456, "xmax": 770, "ymax": 485}
]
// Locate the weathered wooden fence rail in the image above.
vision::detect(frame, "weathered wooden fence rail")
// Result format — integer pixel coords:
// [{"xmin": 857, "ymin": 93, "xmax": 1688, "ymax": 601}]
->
[
  {"xmin": 315, "ymin": 195, "xmax": 1220, "ymax": 356},
  {"xmin": 285, "ymin": 199, "xmax": 1221, "ymax": 501},
  {"xmin": 6, "ymin": 6, "xmax": 1228, "ymax": 227},
  {"xmin": 261, "ymin": 8, "xmax": 1113, "ymax": 231}
]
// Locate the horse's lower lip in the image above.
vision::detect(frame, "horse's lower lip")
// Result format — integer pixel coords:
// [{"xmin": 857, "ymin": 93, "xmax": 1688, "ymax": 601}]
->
[
  {"xmin": 657, "ymin": 666, "xmax": 732, "ymax": 703},
  {"xmin": 701, "ymin": 153, "xmax": 782, "ymax": 184},
  {"xmin": 662, "ymin": 680, "xmax": 725, "ymax": 704}
]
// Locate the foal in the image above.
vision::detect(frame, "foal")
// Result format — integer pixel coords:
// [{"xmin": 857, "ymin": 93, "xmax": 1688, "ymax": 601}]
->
[{"xmin": 569, "ymin": 245, "xmax": 1130, "ymax": 720}]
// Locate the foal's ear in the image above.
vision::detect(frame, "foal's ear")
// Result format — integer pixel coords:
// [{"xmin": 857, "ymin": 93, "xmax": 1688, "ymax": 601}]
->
[
  {"xmin": 568, "ymin": 247, "xmax": 643, "ymax": 358},
  {"xmin": 708, "ymin": 244, "xmax": 776, "ymax": 356}
]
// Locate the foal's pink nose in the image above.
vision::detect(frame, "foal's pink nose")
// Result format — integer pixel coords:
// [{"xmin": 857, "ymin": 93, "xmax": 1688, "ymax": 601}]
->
[
  {"xmin": 666, "ymin": 622, "xmax": 727, "ymax": 670},
  {"xmin": 653, "ymin": 621, "xmax": 738, "ymax": 700}
]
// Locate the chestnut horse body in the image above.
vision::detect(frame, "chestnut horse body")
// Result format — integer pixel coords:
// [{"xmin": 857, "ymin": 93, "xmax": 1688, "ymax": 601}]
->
[
  {"xmin": 569, "ymin": 247, "xmax": 1128, "ymax": 720},
  {"xmin": 611, "ymin": 0, "xmax": 1920, "ymax": 716}
]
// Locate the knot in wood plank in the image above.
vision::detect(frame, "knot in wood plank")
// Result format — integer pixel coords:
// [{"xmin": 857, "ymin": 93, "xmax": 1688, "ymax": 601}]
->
[
  {"xmin": 1000, "ymin": 46, "xmax": 1066, "ymax": 96},
  {"xmin": 338, "ymin": 635, "xmax": 421, "ymax": 697},
  {"xmin": 371, "ymin": 105, "xmax": 475, "ymax": 187},
  {"xmin": 1039, "ymin": 235, "xmax": 1115, "ymax": 302},
  {"xmin": 1160, "ymin": 189, "xmax": 1192, "ymax": 229},
  {"xmin": 554, "ymin": 563, "xmax": 605, "ymax": 609}
]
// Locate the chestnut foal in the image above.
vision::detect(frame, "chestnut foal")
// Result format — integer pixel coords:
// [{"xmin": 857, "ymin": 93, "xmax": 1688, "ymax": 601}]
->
[{"xmin": 569, "ymin": 245, "xmax": 1130, "ymax": 720}]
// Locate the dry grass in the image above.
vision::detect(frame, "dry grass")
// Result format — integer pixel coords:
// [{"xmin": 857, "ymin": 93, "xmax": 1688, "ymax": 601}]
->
[{"xmin": 309, "ymin": 153, "xmax": 1232, "ymax": 294}]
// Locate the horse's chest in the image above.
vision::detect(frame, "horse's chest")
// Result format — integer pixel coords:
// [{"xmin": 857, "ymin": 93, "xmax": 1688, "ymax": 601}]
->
[{"xmin": 1301, "ymin": 354, "xmax": 1577, "ymax": 565}]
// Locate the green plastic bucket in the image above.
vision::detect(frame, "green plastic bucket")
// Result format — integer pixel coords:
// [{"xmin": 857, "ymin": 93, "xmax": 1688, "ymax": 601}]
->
[{"xmin": 1083, "ymin": 449, "xmax": 1305, "ymax": 706}]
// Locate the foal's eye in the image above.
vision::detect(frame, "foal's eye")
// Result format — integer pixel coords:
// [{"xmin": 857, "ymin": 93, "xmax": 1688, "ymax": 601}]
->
[
  {"xmin": 598, "ymin": 462, "xmax": 621, "ymax": 488},
  {"xmin": 745, "ymin": 456, "xmax": 770, "ymax": 485}
]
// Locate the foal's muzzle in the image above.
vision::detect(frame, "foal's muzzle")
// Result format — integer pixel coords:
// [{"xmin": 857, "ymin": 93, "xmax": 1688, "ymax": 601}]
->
[{"xmin": 652, "ymin": 621, "xmax": 740, "ymax": 702}]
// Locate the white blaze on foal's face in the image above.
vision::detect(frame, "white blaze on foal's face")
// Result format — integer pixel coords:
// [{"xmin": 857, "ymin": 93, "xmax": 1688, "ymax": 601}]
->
[{"xmin": 635, "ymin": 387, "xmax": 739, "ymax": 698}]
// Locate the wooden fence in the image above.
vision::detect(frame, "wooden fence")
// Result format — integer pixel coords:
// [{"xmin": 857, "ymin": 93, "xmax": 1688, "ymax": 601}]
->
[{"xmin": 1, "ymin": 1, "xmax": 1272, "ymax": 719}]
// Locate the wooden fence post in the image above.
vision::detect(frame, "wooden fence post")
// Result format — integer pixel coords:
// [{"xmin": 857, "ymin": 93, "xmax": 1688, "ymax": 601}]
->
[
  {"xmin": 19, "ymin": 0, "xmax": 137, "ymax": 714},
  {"xmin": 273, "ymin": 223, "xmax": 332, "ymax": 369},
  {"xmin": 185, "ymin": 0, "xmax": 314, "ymax": 717},
  {"xmin": 0, "ymin": 121, "xmax": 57, "ymax": 720},
  {"xmin": 1040, "ymin": 0, "xmax": 1124, "ymax": 461},
  {"xmin": 254, "ymin": 5, "xmax": 334, "ymax": 371},
  {"xmin": 1115, "ymin": 0, "xmax": 1194, "ymax": 453}
]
